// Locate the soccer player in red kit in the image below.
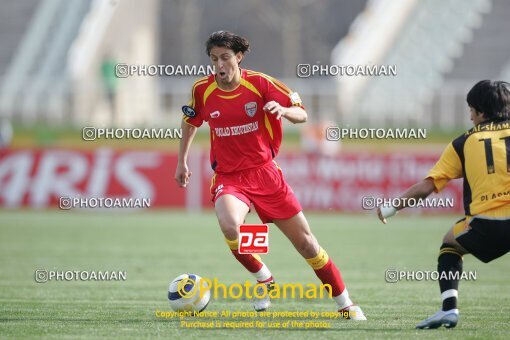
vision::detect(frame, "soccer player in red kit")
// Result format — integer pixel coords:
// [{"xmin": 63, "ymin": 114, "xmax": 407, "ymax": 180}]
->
[{"xmin": 175, "ymin": 31, "xmax": 366, "ymax": 320}]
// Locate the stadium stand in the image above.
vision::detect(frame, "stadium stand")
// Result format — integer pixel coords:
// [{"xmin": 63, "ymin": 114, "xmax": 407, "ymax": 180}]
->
[
  {"xmin": 1, "ymin": 0, "xmax": 509, "ymax": 129},
  {"xmin": 332, "ymin": 0, "xmax": 499, "ymax": 128}
]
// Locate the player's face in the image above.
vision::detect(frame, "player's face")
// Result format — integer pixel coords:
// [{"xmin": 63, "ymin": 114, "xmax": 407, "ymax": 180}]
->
[
  {"xmin": 469, "ymin": 106, "xmax": 486, "ymax": 125},
  {"xmin": 209, "ymin": 46, "xmax": 243, "ymax": 85}
]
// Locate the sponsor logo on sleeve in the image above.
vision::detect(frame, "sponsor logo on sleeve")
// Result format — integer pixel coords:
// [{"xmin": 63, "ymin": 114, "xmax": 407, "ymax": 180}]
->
[{"xmin": 182, "ymin": 105, "xmax": 197, "ymax": 118}]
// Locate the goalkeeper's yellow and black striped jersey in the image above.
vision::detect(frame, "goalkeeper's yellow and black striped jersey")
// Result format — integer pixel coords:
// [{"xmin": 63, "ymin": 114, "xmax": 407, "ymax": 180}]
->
[{"xmin": 427, "ymin": 120, "xmax": 510, "ymax": 218}]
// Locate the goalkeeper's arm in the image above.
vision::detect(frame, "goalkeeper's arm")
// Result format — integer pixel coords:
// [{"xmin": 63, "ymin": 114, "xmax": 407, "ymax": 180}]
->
[{"xmin": 377, "ymin": 178, "xmax": 435, "ymax": 224}]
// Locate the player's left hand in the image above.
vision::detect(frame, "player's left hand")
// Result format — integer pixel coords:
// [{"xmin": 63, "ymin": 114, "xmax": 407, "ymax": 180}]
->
[
  {"xmin": 376, "ymin": 207, "xmax": 387, "ymax": 224},
  {"xmin": 263, "ymin": 101, "xmax": 286, "ymax": 120}
]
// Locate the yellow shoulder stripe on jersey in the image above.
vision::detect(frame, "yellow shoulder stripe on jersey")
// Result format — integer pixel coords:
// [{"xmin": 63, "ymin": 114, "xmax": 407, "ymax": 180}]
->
[
  {"xmin": 192, "ymin": 76, "xmax": 209, "ymax": 88},
  {"xmin": 240, "ymin": 78, "xmax": 262, "ymax": 98},
  {"xmin": 218, "ymin": 93, "xmax": 242, "ymax": 100},
  {"xmin": 265, "ymin": 74, "xmax": 292, "ymax": 93},
  {"xmin": 306, "ymin": 247, "xmax": 329, "ymax": 270},
  {"xmin": 192, "ymin": 79, "xmax": 208, "ymax": 89},
  {"xmin": 191, "ymin": 77, "xmax": 209, "ymax": 105},
  {"xmin": 191, "ymin": 78, "xmax": 209, "ymax": 108},
  {"xmin": 192, "ymin": 77, "xmax": 209, "ymax": 88},
  {"xmin": 203, "ymin": 82, "xmax": 218, "ymax": 106},
  {"xmin": 195, "ymin": 75, "xmax": 209, "ymax": 83},
  {"xmin": 264, "ymin": 113, "xmax": 273, "ymax": 140},
  {"xmin": 267, "ymin": 77, "xmax": 292, "ymax": 96},
  {"xmin": 192, "ymin": 79, "xmax": 209, "ymax": 106},
  {"xmin": 247, "ymin": 71, "xmax": 292, "ymax": 96}
]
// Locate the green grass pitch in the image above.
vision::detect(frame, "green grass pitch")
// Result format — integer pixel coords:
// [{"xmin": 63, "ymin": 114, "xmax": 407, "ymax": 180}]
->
[{"xmin": 0, "ymin": 210, "xmax": 508, "ymax": 339}]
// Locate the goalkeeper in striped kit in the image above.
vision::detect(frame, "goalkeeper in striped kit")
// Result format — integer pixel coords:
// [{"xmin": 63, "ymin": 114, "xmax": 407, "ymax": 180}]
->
[{"xmin": 175, "ymin": 31, "xmax": 366, "ymax": 320}]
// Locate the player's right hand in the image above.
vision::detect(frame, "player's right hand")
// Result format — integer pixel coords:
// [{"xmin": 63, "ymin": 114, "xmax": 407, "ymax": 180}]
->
[{"xmin": 175, "ymin": 163, "xmax": 192, "ymax": 188}]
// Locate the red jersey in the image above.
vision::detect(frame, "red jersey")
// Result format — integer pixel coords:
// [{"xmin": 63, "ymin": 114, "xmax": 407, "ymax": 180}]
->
[{"xmin": 182, "ymin": 69, "xmax": 304, "ymax": 173}]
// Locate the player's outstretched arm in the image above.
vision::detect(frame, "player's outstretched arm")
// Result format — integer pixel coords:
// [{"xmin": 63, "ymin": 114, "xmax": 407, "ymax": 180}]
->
[
  {"xmin": 376, "ymin": 178, "xmax": 435, "ymax": 224},
  {"xmin": 283, "ymin": 106, "xmax": 308, "ymax": 124},
  {"xmin": 175, "ymin": 121, "xmax": 198, "ymax": 188},
  {"xmin": 263, "ymin": 101, "xmax": 307, "ymax": 124}
]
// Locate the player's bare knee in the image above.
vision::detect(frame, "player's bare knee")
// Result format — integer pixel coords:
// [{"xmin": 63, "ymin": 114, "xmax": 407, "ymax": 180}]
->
[
  {"xmin": 223, "ymin": 229, "xmax": 238, "ymax": 241},
  {"xmin": 220, "ymin": 227, "xmax": 238, "ymax": 241},
  {"xmin": 442, "ymin": 233, "xmax": 467, "ymax": 255},
  {"xmin": 217, "ymin": 215, "xmax": 240, "ymax": 240}
]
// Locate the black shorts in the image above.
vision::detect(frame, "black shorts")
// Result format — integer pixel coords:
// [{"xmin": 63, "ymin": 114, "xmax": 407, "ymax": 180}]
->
[{"xmin": 454, "ymin": 217, "xmax": 510, "ymax": 263}]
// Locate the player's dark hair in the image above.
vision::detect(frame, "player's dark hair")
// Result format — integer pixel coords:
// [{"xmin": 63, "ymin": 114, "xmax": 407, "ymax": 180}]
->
[
  {"xmin": 206, "ymin": 31, "xmax": 250, "ymax": 58},
  {"xmin": 466, "ymin": 80, "xmax": 510, "ymax": 122}
]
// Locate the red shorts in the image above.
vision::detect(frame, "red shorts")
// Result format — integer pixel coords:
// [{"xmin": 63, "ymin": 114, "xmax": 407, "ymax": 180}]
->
[{"xmin": 210, "ymin": 161, "xmax": 302, "ymax": 223}]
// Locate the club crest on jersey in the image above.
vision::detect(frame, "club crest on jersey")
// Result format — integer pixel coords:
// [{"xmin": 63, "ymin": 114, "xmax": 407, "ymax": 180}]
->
[
  {"xmin": 244, "ymin": 102, "xmax": 257, "ymax": 117},
  {"xmin": 210, "ymin": 111, "xmax": 220, "ymax": 118},
  {"xmin": 182, "ymin": 105, "xmax": 197, "ymax": 118}
]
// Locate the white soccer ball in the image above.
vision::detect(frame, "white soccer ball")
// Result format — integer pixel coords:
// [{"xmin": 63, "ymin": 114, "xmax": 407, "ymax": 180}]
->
[{"xmin": 168, "ymin": 274, "xmax": 211, "ymax": 312}]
